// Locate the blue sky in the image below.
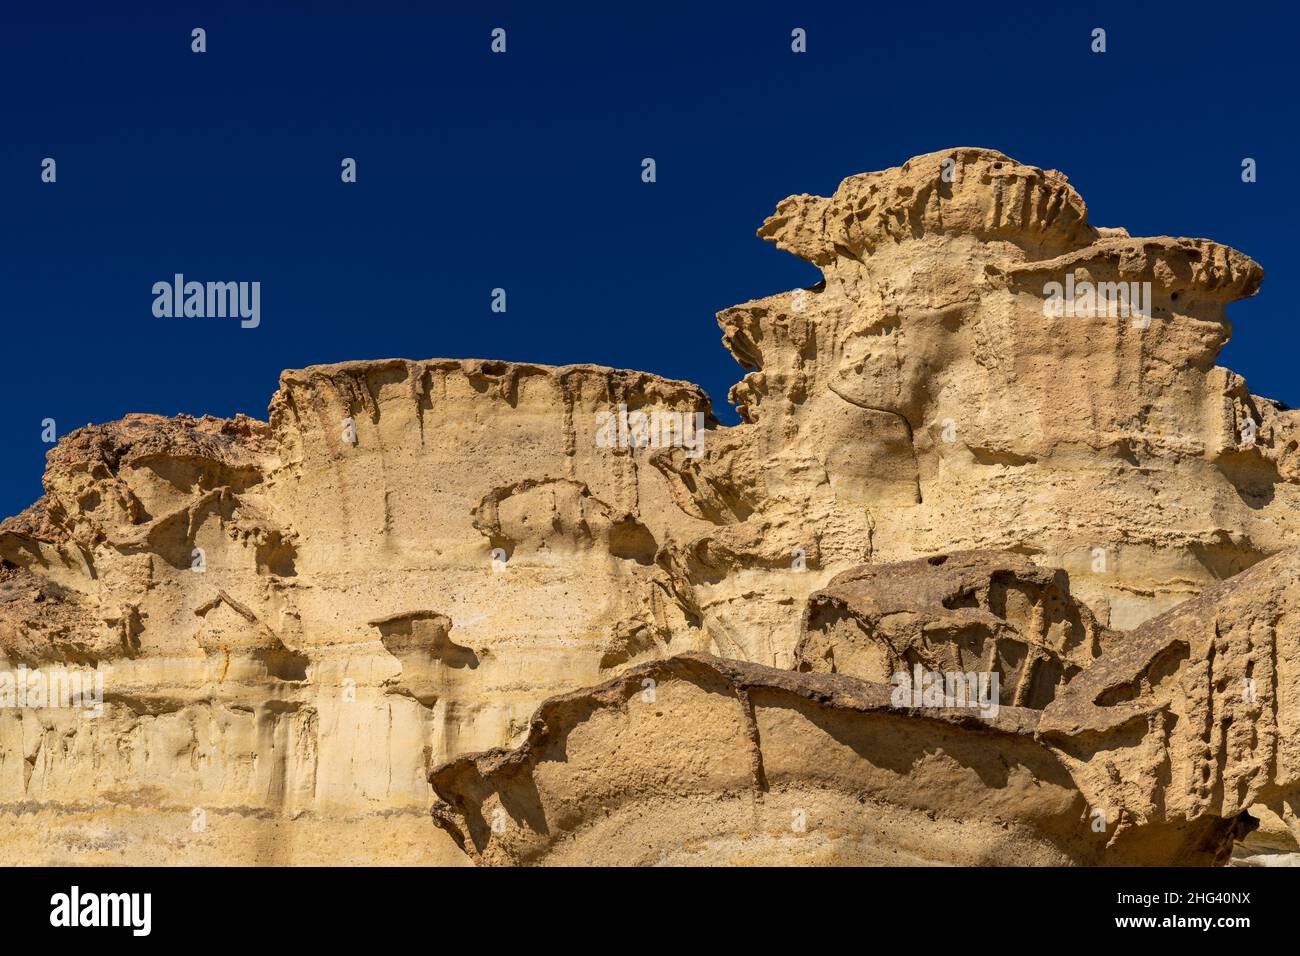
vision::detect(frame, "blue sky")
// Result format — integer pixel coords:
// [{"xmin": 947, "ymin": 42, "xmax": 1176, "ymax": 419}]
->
[{"xmin": 1, "ymin": 1, "xmax": 1294, "ymax": 517}]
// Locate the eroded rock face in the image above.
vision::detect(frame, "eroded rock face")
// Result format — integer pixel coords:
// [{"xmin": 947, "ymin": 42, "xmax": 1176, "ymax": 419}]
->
[
  {"xmin": 1, "ymin": 148, "xmax": 1295, "ymax": 865},
  {"xmin": 794, "ymin": 550, "xmax": 1111, "ymax": 708},
  {"xmin": 702, "ymin": 149, "xmax": 1291, "ymax": 640},
  {"xmin": 1040, "ymin": 549, "xmax": 1300, "ymax": 860},
  {"xmin": 430, "ymin": 550, "xmax": 1300, "ymax": 866},
  {"xmin": 0, "ymin": 364, "xmax": 716, "ymax": 863},
  {"xmin": 430, "ymin": 653, "xmax": 1085, "ymax": 866}
]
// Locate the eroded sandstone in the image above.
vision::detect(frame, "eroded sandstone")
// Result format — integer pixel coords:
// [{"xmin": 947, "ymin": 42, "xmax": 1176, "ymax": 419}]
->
[{"xmin": 1, "ymin": 148, "xmax": 1294, "ymax": 865}]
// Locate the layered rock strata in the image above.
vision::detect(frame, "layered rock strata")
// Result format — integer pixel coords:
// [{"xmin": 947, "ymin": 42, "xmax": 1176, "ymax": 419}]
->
[{"xmin": 1, "ymin": 148, "xmax": 1293, "ymax": 865}]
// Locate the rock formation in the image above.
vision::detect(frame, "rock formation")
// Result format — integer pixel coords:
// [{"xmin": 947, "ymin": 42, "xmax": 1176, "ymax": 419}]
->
[{"xmin": 2, "ymin": 148, "xmax": 1296, "ymax": 865}]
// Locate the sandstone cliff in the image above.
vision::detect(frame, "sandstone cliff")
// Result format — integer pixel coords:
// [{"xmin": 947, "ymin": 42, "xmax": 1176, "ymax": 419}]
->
[{"xmin": 2, "ymin": 148, "xmax": 1295, "ymax": 865}]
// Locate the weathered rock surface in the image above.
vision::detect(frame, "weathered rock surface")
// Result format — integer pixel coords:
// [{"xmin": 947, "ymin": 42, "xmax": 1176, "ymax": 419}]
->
[
  {"xmin": 0, "ymin": 363, "xmax": 715, "ymax": 863},
  {"xmin": 1040, "ymin": 549, "xmax": 1300, "ymax": 862},
  {"xmin": 1, "ymin": 148, "xmax": 1295, "ymax": 865},
  {"xmin": 794, "ymin": 550, "xmax": 1111, "ymax": 708},
  {"xmin": 430, "ymin": 550, "xmax": 1300, "ymax": 866},
  {"xmin": 430, "ymin": 652, "xmax": 1080, "ymax": 866}
]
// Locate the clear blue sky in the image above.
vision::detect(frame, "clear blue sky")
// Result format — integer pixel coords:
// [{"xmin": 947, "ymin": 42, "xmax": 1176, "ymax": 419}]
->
[{"xmin": 1, "ymin": 1, "xmax": 1294, "ymax": 518}]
